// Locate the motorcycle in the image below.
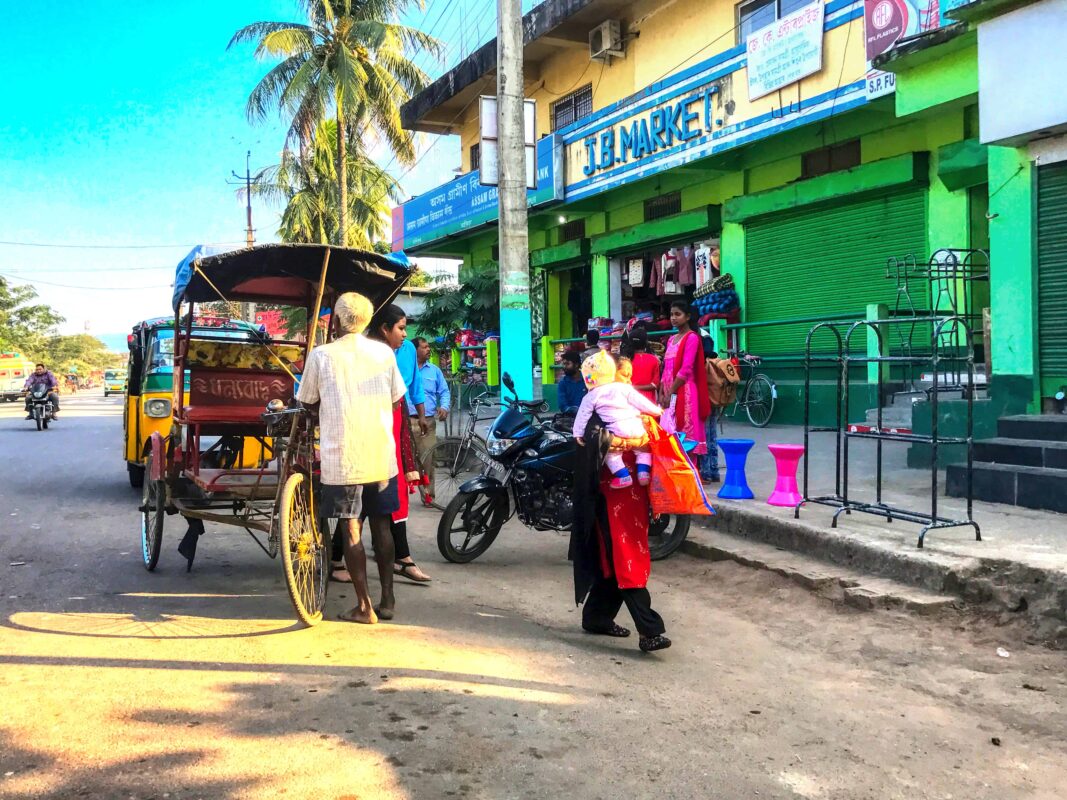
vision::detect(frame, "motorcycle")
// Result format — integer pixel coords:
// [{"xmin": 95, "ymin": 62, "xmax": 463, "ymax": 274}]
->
[
  {"xmin": 27, "ymin": 385, "xmax": 56, "ymax": 431},
  {"xmin": 436, "ymin": 373, "xmax": 690, "ymax": 564}
]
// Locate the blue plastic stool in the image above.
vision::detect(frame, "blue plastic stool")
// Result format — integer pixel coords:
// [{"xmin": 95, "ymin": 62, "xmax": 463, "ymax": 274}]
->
[{"xmin": 718, "ymin": 438, "xmax": 756, "ymax": 499}]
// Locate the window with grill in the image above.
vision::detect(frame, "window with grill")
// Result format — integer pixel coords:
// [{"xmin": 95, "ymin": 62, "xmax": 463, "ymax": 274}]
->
[
  {"xmin": 551, "ymin": 84, "xmax": 594, "ymax": 131},
  {"xmin": 737, "ymin": 0, "xmax": 811, "ymax": 43},
  {"xmin": 469, "ymin": 143, "xmax": 481, "ymax": 173},
  {"xmin": 560, "ymin": 219, "xmax": 586, "ymax": 243},
  {"xmin": 644, "ymin": 192, "xmax": 682, "ymax": 222},
  {"xmin": 800, "ymin": 139, "xmax": 861, "ymax": 180}
]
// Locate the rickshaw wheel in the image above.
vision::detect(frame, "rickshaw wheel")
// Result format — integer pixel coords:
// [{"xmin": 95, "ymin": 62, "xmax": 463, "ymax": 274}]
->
[
  {"xmin": 279, "ymin": 471, "xmax": 327, "ymax": 626},
  {"xmin": 141, "ymin": 452, "xmax": 165, "ymax": 571}
]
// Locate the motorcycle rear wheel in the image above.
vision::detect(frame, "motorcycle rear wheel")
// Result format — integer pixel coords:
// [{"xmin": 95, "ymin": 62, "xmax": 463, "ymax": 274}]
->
[
  {"xmin": 648, "ymin": 513, "xmax": 691, "ymax": 561},
  {"xmin": 437, "ymin": 489, "xmax": 507, "ymax": 563}
]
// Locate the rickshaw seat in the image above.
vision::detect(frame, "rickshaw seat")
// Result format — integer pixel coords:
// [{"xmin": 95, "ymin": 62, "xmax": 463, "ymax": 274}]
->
[{"xmin": 182, "ymin": 368, "xmax": 294, "ymax": 426}]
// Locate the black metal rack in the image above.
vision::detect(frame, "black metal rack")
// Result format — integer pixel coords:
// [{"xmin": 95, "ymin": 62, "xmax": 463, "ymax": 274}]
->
[{"xmin": 796, "ymin": 314, "xmax": 981, "ymax": 548}]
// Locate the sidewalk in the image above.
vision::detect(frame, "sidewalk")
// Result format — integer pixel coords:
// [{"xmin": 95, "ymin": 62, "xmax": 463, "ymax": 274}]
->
[{"xmin": 690, "ymin": 419, "xmax": 1067, "ymax": 644}]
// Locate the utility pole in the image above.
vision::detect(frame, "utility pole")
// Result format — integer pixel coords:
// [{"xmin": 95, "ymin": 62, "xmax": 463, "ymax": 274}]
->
[
  {"xmin": 231, "ymin": 150, "xmax": 256, "ymax": 322},
  {"xmin": 496, "ymin": 0, "xmax": 534, "ymax": 400}
]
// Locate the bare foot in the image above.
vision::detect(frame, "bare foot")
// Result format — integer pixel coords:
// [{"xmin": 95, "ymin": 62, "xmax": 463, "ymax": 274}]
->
[
  {"xmin": 330, "ymin": 565, "xmax": 352, "ymax": 583},
  {"xmin": 337, "ymin": 605, "xmax": 378, "ymax": 624}
]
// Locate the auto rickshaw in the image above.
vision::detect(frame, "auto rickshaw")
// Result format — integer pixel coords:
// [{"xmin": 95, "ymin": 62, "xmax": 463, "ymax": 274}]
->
[{"xmin": 123, "ymin": 315, "xmax": 268, "ymax": 488}]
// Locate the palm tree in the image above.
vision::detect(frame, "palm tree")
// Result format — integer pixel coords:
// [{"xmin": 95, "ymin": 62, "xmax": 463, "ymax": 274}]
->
[
  {"xmin": 230, "ymin": 0, "xmax": 439, "ymax": 245},
  {"xmin": 251, "ymin": 118, "xmax": 401, "ymax": 248}
]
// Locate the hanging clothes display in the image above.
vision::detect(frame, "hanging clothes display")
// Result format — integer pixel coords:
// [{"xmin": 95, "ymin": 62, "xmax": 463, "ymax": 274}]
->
[{"xmin": 628, "ymin": 258, "xmax": 645, "ymax": 287}]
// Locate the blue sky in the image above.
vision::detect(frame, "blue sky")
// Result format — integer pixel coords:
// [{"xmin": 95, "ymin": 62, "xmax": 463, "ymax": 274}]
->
[{"xmin": 0, "ymin": 0, "xmax": 499, "ymax": 342}]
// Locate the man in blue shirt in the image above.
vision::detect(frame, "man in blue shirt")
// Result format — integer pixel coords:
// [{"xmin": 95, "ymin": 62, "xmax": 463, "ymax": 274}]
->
[
  {"xmin": 394, "ymin": 336, "xmax": 429, "ymax": 436},
  {"xmin": 409, "ymin": 337, "xmax": 451, "ymax": 506},
  {"xmin": 557, "ymin": 350, "xmax": 586, "ymax": 413}
]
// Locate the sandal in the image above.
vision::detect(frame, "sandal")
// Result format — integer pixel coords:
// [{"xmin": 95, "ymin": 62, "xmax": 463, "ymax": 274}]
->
[
  {"xmin": 583, "ymin": 623, "xmax": 631, "ymax": 638},
  {"xmin": 329, "ymin": 565, "xmax": 351, "ymax": 583},
  {"xmin": 394, "ymin": 560, "xmax": 432, "ymax": 583},
  {"xmin": 639, "ymin": 634, "xmax": 672, "ymax": 652}
]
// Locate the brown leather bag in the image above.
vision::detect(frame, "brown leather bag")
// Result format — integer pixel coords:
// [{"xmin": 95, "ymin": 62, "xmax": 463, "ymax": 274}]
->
[{"xmin": 706, "ymin": 357, "xmax": 740, "ymax": 409}]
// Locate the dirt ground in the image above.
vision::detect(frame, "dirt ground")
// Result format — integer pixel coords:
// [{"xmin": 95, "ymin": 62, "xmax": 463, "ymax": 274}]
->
[{"xmin": 1, "ymin": 395, "xmax": 1065, "ymax": 799}]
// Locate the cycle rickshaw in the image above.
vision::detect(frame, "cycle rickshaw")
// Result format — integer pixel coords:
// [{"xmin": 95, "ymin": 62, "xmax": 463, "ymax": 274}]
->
[{"xmin": 139, "ymin": 244, "xmax": 411, "ymax": 625}]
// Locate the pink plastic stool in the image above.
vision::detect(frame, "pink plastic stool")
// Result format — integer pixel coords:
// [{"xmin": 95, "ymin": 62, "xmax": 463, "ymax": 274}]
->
[{"xmin": 767, "ymin": 444, "xmax": 805, "ymax": 507}]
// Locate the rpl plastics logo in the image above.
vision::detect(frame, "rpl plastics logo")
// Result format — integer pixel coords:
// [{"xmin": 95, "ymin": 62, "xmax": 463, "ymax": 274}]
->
[{"xmin": 872, "ymin": 0, "xmax": 895, "ymax": 28}]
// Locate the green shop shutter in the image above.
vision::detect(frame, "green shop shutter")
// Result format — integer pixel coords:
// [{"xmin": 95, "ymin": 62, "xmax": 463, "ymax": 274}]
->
[
  {"xmin": 1037, "ymin": 162, "xmax": 1067, "ymax": 391},
  {"xmin": 744, "ymin": 190, "xmax": 928, "ymax": 354}
]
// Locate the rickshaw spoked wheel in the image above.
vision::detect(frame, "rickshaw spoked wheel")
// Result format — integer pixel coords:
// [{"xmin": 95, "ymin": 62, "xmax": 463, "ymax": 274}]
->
[
  {"xmin": 279, "ymin": 471, "xmax": 328, "ymax": 626},
  {"xmin": 141, "ymin": 451, "xmax": 165, "ymax": 571}
]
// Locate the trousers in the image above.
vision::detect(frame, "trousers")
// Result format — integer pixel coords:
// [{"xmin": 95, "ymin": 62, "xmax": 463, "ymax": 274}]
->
[
  {"xmin": 410, "ymin": 417, "xmax": 437, "ymax": 497},
  {"xmin": 582, "ymin": 573, "xmax": 665, "ymax": 638}
]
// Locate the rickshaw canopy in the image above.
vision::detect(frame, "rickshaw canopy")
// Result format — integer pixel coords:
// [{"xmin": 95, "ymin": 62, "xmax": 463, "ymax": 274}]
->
[{"xmin": 172, "ymin": 244, "xmax": 411, "ymax": 312}]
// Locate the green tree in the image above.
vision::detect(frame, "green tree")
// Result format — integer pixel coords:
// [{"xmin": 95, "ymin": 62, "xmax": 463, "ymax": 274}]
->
[
  {"xmin": 416, "ymin": 265, "xmax": 500, "ymax": 340},
  {"xmin": 41, "ymin": 334, "xmax": 121, "ymax": 376},
  {"xmin": 230, "ymin": 0, "xmax": 439, "ymax": 245},
  {"xmin": 0, "ymin": 277, "xmax": 63, "ymax": 354},
  {"xmin": 250, "ymin": 119, "xmax": 400, "ymax": 247}
]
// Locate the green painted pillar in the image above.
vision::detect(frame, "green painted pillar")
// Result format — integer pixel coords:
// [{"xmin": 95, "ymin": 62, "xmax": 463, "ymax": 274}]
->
[
  {"xmin": 540, "ymin": 336, "xmax": 556, "ymax": 385},
  {"xmin": 928, "ymin": 155, "xmax": 970, "ymax": 346},
  {"xmin": 591, "ymin": 253, "xmax": 609, "ymax": 319},
  {"xmin": 987, "ymin": 146, "xmax": 1037, "ymax": 405},
  {"xmin": 866, "ymin": 303, "xmax": 890, "ymax": 386},
  {"xmin": 486, "ymin": 339, "xmax": 500, "ymax": 387},
  {"xmin": 721, "ymin": 222, "xmax": 746, "ymax": 350},
  {"xmin": 546, "ymin": 270, "xmax": 562, "ymax": 338}
]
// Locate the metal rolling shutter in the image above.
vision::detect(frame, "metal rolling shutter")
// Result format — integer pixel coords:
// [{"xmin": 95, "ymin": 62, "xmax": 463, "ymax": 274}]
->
[
  {"xmin": 1037, "ymin": 162, "xmax": 1067, "ymax": 386},
  {"xmin": 744, "ymin": 190, "xmax": 928, "ymax": 354}
]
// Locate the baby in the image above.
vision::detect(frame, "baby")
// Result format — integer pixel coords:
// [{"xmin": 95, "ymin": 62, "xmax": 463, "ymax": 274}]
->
[{"xmin": 573, "ymin": 350, "xmax": 663, "ymax": 489}]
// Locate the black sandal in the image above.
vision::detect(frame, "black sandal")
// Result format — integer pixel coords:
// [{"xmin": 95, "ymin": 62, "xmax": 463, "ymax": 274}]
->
[
  {"xmin": 639, "ymin": 634, "xmax": 672, "ymax": 652},
  {"xmin": 583, "ymin": 623, "xmax": 631, "ymax": 638},
  {"xmin": 394, "ymin": 560, "xmax": 431, "ymax": 583}
]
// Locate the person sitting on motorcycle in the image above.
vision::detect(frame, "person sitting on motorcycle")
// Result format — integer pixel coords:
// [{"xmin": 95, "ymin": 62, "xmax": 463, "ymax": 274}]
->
[
  {"xmin": 24, "ymin": 363, "xmax": 60, "ymax": 420},
  {"xmin": 573, "ymin": 350, "xmax": 662, "ymax": 489}
]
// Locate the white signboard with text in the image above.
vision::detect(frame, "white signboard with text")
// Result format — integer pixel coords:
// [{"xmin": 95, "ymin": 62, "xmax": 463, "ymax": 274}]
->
[{"xmin": 746, "ymin": 3, "xmax": 826, "ymax": 101}]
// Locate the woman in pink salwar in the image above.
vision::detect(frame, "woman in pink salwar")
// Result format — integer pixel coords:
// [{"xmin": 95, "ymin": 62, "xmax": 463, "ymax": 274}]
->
[{"xmin": 660, "ymin": 301, "xmax": 710, "ymax": 457}]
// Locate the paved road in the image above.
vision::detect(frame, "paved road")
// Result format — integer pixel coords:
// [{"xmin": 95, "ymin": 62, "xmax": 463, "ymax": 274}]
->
[{"xmin": 1, "ymin": 394, "xmax": 1065, "ymax": 799}]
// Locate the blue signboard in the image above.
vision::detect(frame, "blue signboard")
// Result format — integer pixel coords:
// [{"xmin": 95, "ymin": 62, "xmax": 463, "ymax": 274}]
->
[{"xmin": 392, "ymin": 134, "xmax": 563, "ymax": 251}]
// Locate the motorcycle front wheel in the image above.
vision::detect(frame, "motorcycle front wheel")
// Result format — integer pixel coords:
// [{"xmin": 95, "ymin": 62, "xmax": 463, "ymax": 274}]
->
[
  {"xmin": 34, "ymin": 409, "xmax": 43, "ymax": 431},
  {"xmin": 648, "ymin": 513, "xmax": 691, "ymax": 561},
  {"xmin": 437, "ymin": 489, "xmax": 508, "ymax": 563}
]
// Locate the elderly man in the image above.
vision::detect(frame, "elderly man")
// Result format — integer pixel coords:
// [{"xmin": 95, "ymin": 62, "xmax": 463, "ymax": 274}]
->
[{"xmin": 296, "ymin": 292, "xmax": 407, "ymax": 624}]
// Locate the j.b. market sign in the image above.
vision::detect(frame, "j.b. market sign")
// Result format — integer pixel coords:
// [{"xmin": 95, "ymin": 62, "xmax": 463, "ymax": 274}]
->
[{"xmin": 562, "ymin": 0, "xmax": 865, "ymax": 203}]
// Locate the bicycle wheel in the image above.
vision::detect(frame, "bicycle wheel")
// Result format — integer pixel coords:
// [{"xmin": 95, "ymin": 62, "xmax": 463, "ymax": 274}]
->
[
  {"xmin": 278, "ymin": 472, "xmax": 328, "ymax": 626},
  {"xmin": 429, "ymin": 436, "xmax": 490, "ymax": 511},
  {"xmin": 744, "ymin": 374, "xmax": 775, "ymax": 428},
  {"xmin": 465, "ymin": 382, "xmax": 490, "ymax": 411},
  {"xmin": 140, "ymin": 451, "xmax": 165, "ymax": 571}
]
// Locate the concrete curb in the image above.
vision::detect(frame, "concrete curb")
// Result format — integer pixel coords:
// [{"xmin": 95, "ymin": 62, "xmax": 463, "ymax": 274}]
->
[{"xmin": 682, "ymin": 501, "xmax": 1067, "ymax": 646}]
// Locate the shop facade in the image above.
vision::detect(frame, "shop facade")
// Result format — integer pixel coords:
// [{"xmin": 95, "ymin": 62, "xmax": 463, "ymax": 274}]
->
[{"xmin": 394, "ymin": 0, "xmax": 1014, "ymax": 424}]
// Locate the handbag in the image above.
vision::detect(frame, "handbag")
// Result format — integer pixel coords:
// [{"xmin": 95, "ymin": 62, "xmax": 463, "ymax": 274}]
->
[{"xmin": 645, "ymin": 419, "xmax": 715, "ymax": 517}]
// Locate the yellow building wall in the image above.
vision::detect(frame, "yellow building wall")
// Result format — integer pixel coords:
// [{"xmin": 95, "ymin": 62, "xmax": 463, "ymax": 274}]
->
[{"xmin": 458, "ymin": 0, "xmax": 847, "ymax": 172}]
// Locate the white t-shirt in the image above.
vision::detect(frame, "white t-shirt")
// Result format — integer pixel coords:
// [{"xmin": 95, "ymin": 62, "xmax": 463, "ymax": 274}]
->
[{"xmin": 296, "ymin": 333, "xmax": 406, "ymax": 486}]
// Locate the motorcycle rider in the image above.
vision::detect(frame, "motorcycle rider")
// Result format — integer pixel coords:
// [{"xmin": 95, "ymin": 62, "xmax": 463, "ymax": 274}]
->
[{"xmin": 24, "ymin": 363, "xmax": 59, "ymax": 420}]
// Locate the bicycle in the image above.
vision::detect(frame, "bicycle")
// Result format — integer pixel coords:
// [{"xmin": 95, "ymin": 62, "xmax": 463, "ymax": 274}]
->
[
  {"xmin": 426, "ymin": 396, "xmax": 498, "ymax": 511},
  {"xmin": 721, "ymin": 350, "xmax": 776, "ymax": 428}
]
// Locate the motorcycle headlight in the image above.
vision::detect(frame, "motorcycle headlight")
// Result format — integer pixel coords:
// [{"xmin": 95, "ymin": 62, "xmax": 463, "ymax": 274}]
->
[
  {"xmin": 486, "ymin": 434, "xmax": 515, "ymax": 456},
  {"xmin": 145, "ymin": 398, "xmax": 171, "ymax": 418}
]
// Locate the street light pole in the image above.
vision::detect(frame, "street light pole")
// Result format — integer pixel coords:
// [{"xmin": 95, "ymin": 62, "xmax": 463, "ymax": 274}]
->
[
  {"xmin": 496, "ymin": 0, "xmax": 534, "ymax": 400},
  {"xmin": 231, "ymin": 150, "xmax": 256, "ymax": 322}
]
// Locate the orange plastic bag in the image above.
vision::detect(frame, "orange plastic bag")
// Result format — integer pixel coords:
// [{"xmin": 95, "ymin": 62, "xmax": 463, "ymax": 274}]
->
[{"xmin": 645, "ymin": 419, "xmax": 715, "ymax": 517}]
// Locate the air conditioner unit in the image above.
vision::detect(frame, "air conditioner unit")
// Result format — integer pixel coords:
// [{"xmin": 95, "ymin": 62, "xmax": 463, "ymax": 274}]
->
[{"xmin": 589, "ymin": 20, "xmax": 624, "ymax": 62}]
